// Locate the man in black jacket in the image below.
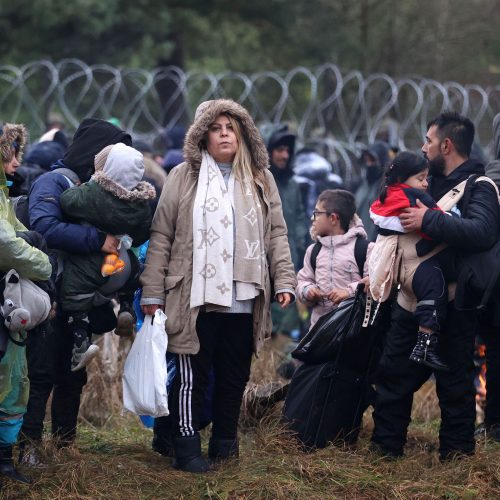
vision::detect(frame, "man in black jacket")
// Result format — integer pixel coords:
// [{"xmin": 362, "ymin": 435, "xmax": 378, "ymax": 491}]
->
[{"xmin": 371, "ymin": 111, "xmax": 500, "ymax": 460}]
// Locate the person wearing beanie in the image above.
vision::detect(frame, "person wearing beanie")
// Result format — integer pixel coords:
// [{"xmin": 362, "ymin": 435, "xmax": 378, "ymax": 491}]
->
[
  {"xmin": 59, "ymin": 143, "xmax": 155, "ymax": 371},
  {"xmin": 0, "ymin": 133, "xmax": 52, "ymax": 483},
  {"xmin": 25, "ymin": 118, "xmax": 132, "ymax": 449},
  {"xmin": 266, "ymin": 125, "xmax": 308, "ymax": 340},
  {"xmin": 267, "ymin": 125, "xmax": 307, "ymax": 270},
  {"xmin": 140, "ymin": 99, "xmax": 296, "ymax": 473}
]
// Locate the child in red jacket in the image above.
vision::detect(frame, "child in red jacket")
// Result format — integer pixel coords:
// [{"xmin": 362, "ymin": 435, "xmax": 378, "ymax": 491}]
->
[{"xmin": 370, "ymin": 152, "xmax": 453, "ymax": 371}]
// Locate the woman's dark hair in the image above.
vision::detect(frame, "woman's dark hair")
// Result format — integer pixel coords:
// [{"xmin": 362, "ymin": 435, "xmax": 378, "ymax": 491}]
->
[
  {"xmin": 379, "ymin": 151, "xmax": 428, "ymax": 203},
  {"xmin": 317, "ymin": 189, "xmax": 356, "ymax": 232}
]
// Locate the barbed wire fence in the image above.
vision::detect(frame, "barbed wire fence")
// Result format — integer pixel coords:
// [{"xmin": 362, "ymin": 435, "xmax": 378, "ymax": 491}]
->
[{"xmin": 1, "ymin": 59, "xmax": 499, "ymax": 182}]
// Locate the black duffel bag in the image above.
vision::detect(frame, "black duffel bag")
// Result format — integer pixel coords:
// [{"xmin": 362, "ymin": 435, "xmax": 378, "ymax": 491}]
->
[{"xmin": 292, "ymin": 284, "xmax": 367, "ymax": 364}]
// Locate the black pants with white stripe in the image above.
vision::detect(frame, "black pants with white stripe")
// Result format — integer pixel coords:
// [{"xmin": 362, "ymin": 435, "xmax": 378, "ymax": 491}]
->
[{"xmin": 171, "ymin": 312, "xmax": 254, "ymax": 439}]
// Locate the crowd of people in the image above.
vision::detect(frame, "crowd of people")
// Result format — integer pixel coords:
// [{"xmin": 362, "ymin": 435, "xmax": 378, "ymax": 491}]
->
[{"xmin": 0, "ymin": 102, "xmax": 499, "ymax": 483}]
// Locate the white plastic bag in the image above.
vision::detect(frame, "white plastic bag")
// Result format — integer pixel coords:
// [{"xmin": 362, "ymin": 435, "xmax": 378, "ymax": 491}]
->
[{"xmin": 122, "ymin": 309, "xmax": 169, "ymax": 417}]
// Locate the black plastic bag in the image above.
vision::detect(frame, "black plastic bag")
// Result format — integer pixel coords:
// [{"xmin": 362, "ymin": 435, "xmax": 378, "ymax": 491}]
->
[{"xmin": 292, "ymin": 286, "xmax": 366, "ymax": 364}]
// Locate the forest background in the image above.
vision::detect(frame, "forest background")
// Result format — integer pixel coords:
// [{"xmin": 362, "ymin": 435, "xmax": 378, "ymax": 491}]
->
[{"xmin": 1, "ymin": 0, "xmax": 499, "ymax": 85}]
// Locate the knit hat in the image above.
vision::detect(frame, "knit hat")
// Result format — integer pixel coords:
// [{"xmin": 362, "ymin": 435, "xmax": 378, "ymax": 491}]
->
[
  {"xmin": 1, "ymin": 270, "xmax": 51, "ymax": 332},
  {"xmin": 63, "ymin": 118, "xmax": 132, "ymax": 183},
  {"xmin": 94, "ymin": 143, "xmax": 144, "ymax": 191},
  {"xmin": 0, "ymin": 123, "xmax": 27, "ymax": 164}
]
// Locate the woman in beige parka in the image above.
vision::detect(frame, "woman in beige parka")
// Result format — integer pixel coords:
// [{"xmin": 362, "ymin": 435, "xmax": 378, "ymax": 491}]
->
[{"xmin": 140, "ymin": 99, "xmax": 296, "ymax": 472}]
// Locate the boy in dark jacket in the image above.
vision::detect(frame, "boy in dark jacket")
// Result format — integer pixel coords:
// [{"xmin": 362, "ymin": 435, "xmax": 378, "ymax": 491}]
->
[{"xmin": 60, "ymin": 143, "xmax": 155, "ymax": 371}]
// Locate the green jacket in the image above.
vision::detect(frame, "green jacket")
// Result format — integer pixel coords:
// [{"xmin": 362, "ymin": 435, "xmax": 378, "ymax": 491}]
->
[
  {"xmin": 59, "ymin": 175, "xmax": 155, "ymax": 312},
  {"xmin": 0, "ymin": 162, "xmax": 50, "ymax": 417},
  {"xmin": 60, "ymin": 179, "xmax": 153, "ymax": 246},
  {"xmin": 0, "ymin": 167, "xmax": 52, "ymax": 281}
]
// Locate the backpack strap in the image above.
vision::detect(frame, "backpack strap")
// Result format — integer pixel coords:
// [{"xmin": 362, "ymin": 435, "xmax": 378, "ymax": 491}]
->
[
  {"xmin": 54, "ymin": 167, "xmax": 81, "ymax": 186},
  {"xmin": 461, "ymin": 175, "xmax": 500, "ymax": 216},
  {"xmin": 310, "ymin": 237, "xmax": 369, "ymax": 276},
  {"xmin": 354, "ymin": 236, "xmax": 369, "ymax": 277},
  {"xmin": 310, "ymin": 241, "xmax": 322, "ymax": 272}
]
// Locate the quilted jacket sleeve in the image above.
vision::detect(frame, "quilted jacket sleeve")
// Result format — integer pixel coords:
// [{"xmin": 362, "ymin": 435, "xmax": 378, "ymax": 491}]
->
[
  {"xmin": 29, "ymin": 172, "xmax": 105, "ymax": 254},
  {"xmin": 422, "ymin": 181, "xmax": 499, "ymax": 251}
]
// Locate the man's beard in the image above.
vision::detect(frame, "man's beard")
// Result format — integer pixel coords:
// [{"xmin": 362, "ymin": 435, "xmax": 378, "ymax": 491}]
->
[{"xmin": 427, "ymin": 153, "xmax": 446, "ymax": 176}]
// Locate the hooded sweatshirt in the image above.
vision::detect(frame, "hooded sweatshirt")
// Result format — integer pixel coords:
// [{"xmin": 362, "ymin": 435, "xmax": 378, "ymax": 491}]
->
[
  {"xmin": 57, "ymin": 118, "xmax": 132, "ymax": 182},
  {"xmin": 267, "ymin": 127, "xmax": 307, "ymax": 269},
  {"xmin": 29, "ymin": 119, "xmax": 132, "ymax": 254}
]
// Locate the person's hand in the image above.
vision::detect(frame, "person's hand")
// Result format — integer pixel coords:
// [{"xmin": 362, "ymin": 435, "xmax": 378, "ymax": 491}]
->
[
  {"xmin": 327, "ymin": 288, "xmax": 350, "ymax": 304},
  {"xmin": 276, "ymin": 292, "xmax": 293, "ymax": 309},
  {"xmin": 305, "ymin": 286, "xmax": 322, "ymax": 303},
  {"xmin": 141, "ymin": 304, "xmax": 163, "ymax": 316},
  {"xmin": 399, "ymin": 199, "xmax": 428, "ymax": 231},
  {"xmin": 359, "ymin": 276, "xmax": 370, "ymax": 293},
  {"xmin": 101, "ymin": 234, "xmax": 120, "ymax": 255}
]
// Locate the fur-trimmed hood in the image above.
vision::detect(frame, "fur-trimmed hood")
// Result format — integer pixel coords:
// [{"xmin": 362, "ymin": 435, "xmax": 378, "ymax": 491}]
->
[
  {"xmin": 183, "ymin": 99, "xmax": 269, "ymax": 172},
  {"xmin": 0, "ymin": 123, "xmax": 27, "ymax": 164},
  {"xmin": 91, "ymin": 170, "xmax": 156, "ymax": 202}
]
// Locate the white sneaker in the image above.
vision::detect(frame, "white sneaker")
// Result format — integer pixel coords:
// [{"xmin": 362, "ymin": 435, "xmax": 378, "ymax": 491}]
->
[{"xmin": 71, "ymin": 343, "xmax": 100, "ymax": 372}]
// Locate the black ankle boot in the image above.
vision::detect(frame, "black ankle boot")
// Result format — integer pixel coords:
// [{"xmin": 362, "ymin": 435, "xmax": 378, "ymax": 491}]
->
[
  {"xmin": 208, "ymin": 437, "xmax": 239, "ymax": 461},
  {"xmin": 0, "ymin": 445, "xmax": 31, "ymax": 484},
  {"xmin": 152, "ymin": 416, "xmax": 174, "ymax": 458},
  {"xmin": 409, "ymin": 331, "xmax": 449, "ymax": 371},
  {"xmin": 172, "ymin": 435, "xmax": 211, "ymax": 473}
]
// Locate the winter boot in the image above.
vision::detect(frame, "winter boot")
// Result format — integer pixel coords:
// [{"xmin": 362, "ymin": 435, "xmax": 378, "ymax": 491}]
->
[
  {"xmin": 409, "ymin": 330, "xmax": 449, "ymax": 371},
  {"xmin": 114, "ymin": 296, "xmax": 136, "ymax": 338},
  {"xmin": 0, "ymin": 445, "xmax": 31, "ymax": 484},
  {"xmin": 172, "ymin": 435, "xmax": 211, "ymax": 473},
  {"xmin": 152, "ymin": 416, "xmax": 174, "ymax": 457},
  {"xmin": 18, "ymin": 441, "xmax": 47, "ymax": 469},
  {"xmin": 208, "ymin": 437, "xmax": 239, "ymax": 462},
  {"xmin": 69, "ymin": 315, "xmax": 100, "ymax": 372}
]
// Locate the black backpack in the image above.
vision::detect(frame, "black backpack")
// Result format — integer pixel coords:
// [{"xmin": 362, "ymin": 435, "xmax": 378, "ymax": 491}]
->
[
  {"xmin": 455, "ymin": 175, "xmax": 500, "ymax": 310},
  {"xmin": 310, "ymin": 236, "xmax": 369, "ymax": 277}
]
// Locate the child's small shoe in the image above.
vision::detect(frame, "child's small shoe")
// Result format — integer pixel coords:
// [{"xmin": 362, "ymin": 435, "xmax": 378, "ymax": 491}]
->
[
  {"xmin": 71, "ymin": 341, "xmax": 100, "ymax": 372},
  {"xmin": 409, "ymin": 330, "xmax": 449, "ymax": 372},
  {"xmin": 114, "ymin": 298, "xmax": 136, "ymax": 338},
  {"xmin": 101, "ymin": 254, "xmax": 126, "ymax": 277},
  {"xmin": 69, "ymin": 315, "xmax": 100, "ymax": 371}
]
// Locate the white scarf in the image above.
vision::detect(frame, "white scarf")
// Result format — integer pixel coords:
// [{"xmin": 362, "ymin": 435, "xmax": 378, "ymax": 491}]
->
[{"xmin": 191, "ymin": 151, "xmax": 264, "ymax": 308}]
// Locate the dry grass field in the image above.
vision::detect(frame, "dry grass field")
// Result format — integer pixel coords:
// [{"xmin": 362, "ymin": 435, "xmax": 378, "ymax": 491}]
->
[{"xmin": 1, "ymin": 334, "xmax": 499, "ymax": 499}]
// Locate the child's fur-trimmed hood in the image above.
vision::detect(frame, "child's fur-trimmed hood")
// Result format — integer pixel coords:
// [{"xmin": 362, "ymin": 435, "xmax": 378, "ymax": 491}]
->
[
  {"xmin": 92, "ymin": 171, "xmax": 156, "ymax": 202},
  {"xmin": 0, "ymin": 123, "xmax": 27, "ymax": 163}
]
